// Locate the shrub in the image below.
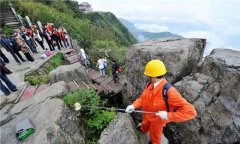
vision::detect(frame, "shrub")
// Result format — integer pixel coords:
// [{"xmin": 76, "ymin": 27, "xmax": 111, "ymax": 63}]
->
[
  {"xmin": 62, "ymin": 88, "xmax": 116, "ymax": 142},
  {"xmin": 25, "ymin": 52, "xmax": 65, "ymax": 85},
  {"xmin": 87, "ymin": 110, "xmax": 116, "ymax": 136},
  {"xmin": 25, "ymin": 75, "xmax": 49, "ymax": 85},
  {"xmin": 62, "ymin": 88, "xmax": 101, "ymax": 115},
  {"xmin": 46, "ymin": 52, "xmax": 65, "ymax": 72},
  {"xmin": 2, "ymin": 26, "xmax": 14, "ymax": 37},
  {"xmin": 88, "ymin": 40, "xmax": 127, "ymax": 73}
]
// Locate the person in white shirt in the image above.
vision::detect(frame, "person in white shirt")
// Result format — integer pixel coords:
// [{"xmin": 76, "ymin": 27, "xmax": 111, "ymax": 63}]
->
[
  {"xmin": 96, "ymin": 56, "xmax": 105, "ymax": 77},
  {"xmin": 78, "ymin": 49, "xmax": 90, "ymax": 67},
  {"xmin": 33, "ymin": 29, "xmax": 45, "ymax": 50}
]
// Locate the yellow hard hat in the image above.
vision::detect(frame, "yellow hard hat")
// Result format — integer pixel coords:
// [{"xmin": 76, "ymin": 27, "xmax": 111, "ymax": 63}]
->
[{"xmin": 144, "ymin": 60, "xmax": 167, "ymax": 77}]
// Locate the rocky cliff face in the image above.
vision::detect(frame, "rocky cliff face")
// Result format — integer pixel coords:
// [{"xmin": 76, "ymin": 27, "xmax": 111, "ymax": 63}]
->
[
  {"xmin": 0, "ymin": 81, "xmax": 85, "ymax": 144},
  {"xmin": 49, "ymin": 63, "xmax": 88, "ymax": 83},
  {"xmin": 171, "ymin": 49, "xmax": 240, "ymax": 143},
  {"xmin": 123, "ymin": 38, "xmax": 206, "ymax": 105},
  {"xmin": 123, "ymin": 38, "xmax": 240, "ymax": 143}
]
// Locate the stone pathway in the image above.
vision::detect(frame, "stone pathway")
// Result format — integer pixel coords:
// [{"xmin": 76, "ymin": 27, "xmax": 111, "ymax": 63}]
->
[
  {"xmin": 0, "ymin": 41, "xmax": 59, "ymax": 100},
  {"xmin": 63, "ymin": 49, "xmax": 127, "ymax": 97}
]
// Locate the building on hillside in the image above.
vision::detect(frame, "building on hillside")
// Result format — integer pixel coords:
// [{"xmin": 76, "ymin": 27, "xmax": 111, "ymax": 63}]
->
[{"xmin": 78, "ymin": 2, "xmax": 92, "ymax": 12}]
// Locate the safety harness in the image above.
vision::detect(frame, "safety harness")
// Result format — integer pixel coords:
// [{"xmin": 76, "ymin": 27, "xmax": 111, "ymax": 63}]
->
[{"xmin": 162, "ymin": 82, "xmax": 172, "ymax": 112}]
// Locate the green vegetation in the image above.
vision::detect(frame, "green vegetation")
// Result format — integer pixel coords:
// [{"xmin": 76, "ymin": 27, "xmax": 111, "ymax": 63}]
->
[
  {"xmin": 89, "ymin": 40, "xmax": 127, "ymax": 73},
  {"xmin": 63, "ymin": 88, "xmax": 101, "ymax": 115},
  {"xmin": 87, "ymin": 110, "xmax": 116, "ymax": 136},
  {"xmin": 63, "ymin": 89, "xmax": 116, "ymax": 143},
  {"xmin": 25, "ymin": 75, "xmax": 48, "ymax": 85},
  {"xmin": 1, "ymin": 26, "xmax": 14, "ymax": 37},
  {"xmin": 25, "ymin": 52, "xmax": 65, "ymax": 85},
  {"xmin": 46, "ymin": 52, "xmax": 66, "ymax": 72},
  {"xmin": 15, "ymin": 0, "xmax": 137, "ymax": 71},
  {"xmin": 16, "ymin": 0, "xmax": 137, "ymax": 48}
]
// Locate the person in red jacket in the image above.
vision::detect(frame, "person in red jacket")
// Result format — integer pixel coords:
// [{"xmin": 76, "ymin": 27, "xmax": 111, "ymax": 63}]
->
[{"xmin": 125, "ymin": 59, "xmax": 197, "ymax": 144}]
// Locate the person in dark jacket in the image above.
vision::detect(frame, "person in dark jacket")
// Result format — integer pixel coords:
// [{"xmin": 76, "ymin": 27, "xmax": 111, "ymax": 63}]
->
[
  {"xmin": 111, "ymin": 60, "xmax": 119, "ymax": 83},
  {"xmin": 11, "ymin": 36, "xmax": 26, "ymax": 62},
  {"xmin": 43, "ymin": 28, "xmax": 54, "ymax": 51},
  {"xmin": 0, "ymin": 48, "xmax": 9, "ymax": 63},
  {"xmin": 15, "ymin": 33, "xmax": 35, "ymax": 62},
  {"xmin": 0, "ymin": 58, "xmax": 18, "ymax": 96},
  {"xmin": 19, "ymin": 27, "xmax": 38, "ymax": 53},
  {"xmin": 51, "ymin": 29, "xmax": 61, "ymax": 50},
  {"xmin": 0, "ymin": 33, "xmax": 24, "ymax": 64}
]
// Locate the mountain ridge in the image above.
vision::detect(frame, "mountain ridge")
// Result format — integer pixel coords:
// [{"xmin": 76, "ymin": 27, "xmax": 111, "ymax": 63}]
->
[{"xmin": 119, "ymin": 18, "xmax": 183, "ymax": 42}]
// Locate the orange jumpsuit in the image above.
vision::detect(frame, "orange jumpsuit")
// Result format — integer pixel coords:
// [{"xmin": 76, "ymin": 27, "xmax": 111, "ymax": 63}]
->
[{"xmin": 133, "ymin": 78, "xmax": 197, "ymax": 144}]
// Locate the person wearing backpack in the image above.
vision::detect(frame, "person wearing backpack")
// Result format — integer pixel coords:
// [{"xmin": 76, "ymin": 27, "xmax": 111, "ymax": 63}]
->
[
  {"xmin": 111, "ymin": 60, "xmax": 119, "ymax": 83},
  {"xmin": 125, "ymin": 59, "xmax": 197, "ymax": 144}
]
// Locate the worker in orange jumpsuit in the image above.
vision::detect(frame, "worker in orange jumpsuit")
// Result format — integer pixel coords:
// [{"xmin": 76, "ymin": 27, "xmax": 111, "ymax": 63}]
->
[{"xmin": 125, "ymin": 59, "xmax": 197, "ymax": 144}]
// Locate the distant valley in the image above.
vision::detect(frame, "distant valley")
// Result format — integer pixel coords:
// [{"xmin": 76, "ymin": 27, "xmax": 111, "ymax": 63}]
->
[{"xmin": 119, "ymin": 18, "xmax": 183, "ymax": 42}]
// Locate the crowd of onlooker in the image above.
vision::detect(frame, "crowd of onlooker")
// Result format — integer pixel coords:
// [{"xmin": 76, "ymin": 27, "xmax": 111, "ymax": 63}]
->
[
  {"xmin": 0, "ymin": 22, "xmax": 71, "ymax": 65},
  {"xmin": 0, "ymin": 22, "xmax": 72, "ymax": 96}
]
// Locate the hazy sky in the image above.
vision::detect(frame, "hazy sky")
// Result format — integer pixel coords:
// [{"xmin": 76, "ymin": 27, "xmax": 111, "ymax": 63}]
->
[{"xmin": 77, "ymin": 0, "xmax": 240, "ymax": 55}]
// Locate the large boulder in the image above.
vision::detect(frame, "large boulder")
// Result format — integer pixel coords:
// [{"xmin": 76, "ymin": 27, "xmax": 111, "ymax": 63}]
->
[
  {"xmin": 167, "ymin": 49, "xmax": 240, "ymax": 143},
  {"xmin": 199, "ymin": 49, "xmax": 240, "ymax": 101},
  {"xmin": 98, "ymin": 113, "xmax": 168, "ymax": 144},
  {"xmin": 0, "ymin": 81, "xmax": 85, "ymax": 144},
  {"xmin": 123, "ymin": 38, "xmax": 206, "ymax": 105},
  {"xmin": 98, "ymin": 113, "xmax": 139, "ymax": 144},
  {"xmin": 0, "ymin": 99, "xmax": 84, "ymax": 144},
  {"xmin": 49, "ymin": 63, "xmax": 88, "ymax": 83}
]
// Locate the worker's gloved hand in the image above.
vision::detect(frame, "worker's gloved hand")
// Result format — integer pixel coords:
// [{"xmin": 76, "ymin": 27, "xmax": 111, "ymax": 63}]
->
[
  {"xmin": 125, "ymin": 105, "xmax": 134, "ymax": 113},
  {"xmin": 156, "ymin": 111, "xmax": 168, "ymax": 120}
]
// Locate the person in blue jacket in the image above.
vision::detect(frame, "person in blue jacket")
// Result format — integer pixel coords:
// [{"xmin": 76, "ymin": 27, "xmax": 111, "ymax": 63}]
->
[{"xmin": 0, "ymin": 58, "xmax": 18, "ymax": 96}]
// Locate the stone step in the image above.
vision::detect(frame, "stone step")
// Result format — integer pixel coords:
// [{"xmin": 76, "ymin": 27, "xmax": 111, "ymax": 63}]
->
[
  {"xmin": 95, "ymin": 75, "xmax": 107, "ymax": 84},
  {"xmin": 1, "ymin": 11, "xmax": 14, "ymax": 14},
  {"xmin": 5, "ymin": 21, "xmax": 19, "ymax": 25},
  {"xmin": 66, "ymin": 54, "xmax": 79, "ymax": 64},
  {"xmin": 92, "ymin": 83, "xmax": 106, "ymax": 94},
  {"xmin": 2, "ymin": 13, "xmax": 15, "ymax": 17},
  {"xmin": 67, "ymin": 81, "xmax": 79, "ymax": 91},
  {"xmin": 3, "ymin": 19, "xmax": 18, "ymax": 22},
  {"xmin": 68, "ymin": 81, "xmax": 93, "ymax": 91},
  {"xmin": 61, "ymin": 47, "xmax": 125, "ymax": 97},
  {"xmin": 4, "ymin": 24, "xmax": 20, "ymax": 29},
  {"xmin": 5, "ymin": 23, "xmax": 21, "ymax": 28},
  {"xmin": 62, "ymin": 48, "xmax": 75, "ymax": 54},
  {"xmin": 3, "ymin": 16, "xmax": 17, "ymax": 20},
  {"xmin": 89, "ymin": 70, "xmax": 102, "ymax": 80},
  {"xmin": 106, "ymin": 80, "xmax": 123, "ymax": 94},
  {"xmin": 100, "ymin": 77, "xmax": 113, "ymax": 87},
  {"xmin": 4, "ymin": 20, "xmax": 19, "ymax": 24},
  {"xmin": 35, "ymin": 84, "xmax": 49, "ymax": 93},
  {"xmin": 20, "ymin": 85, "xmax": 37, "ymax": 101},
  {"xmin": 78, "ymin": 81, "xmax": 90, "ymax": 89}
]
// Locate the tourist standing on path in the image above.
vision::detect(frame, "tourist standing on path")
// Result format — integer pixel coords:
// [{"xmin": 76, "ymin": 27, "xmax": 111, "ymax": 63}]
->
[
  {"xmin": 125, "ymin": 59, "xmax": 197, "ymax": 144},
  {"xmin": 96, "ymin": 56, "xmax": 105, "ymax": 77},
  {"xmin": 19, "ymin": 27, "xmax": 38, "ymax": 53},
  {"xmin": 32, "ymin": 28, "xmax": 46, "ymax": 50},
  {"xmin": 0, "ymin": 33, "xmax": 24, "ymax": 65},
  {"xmin": 0, "ymin": 48, "xmax": 9, "ymax": 64},
  {"xmin": 78, "ymin": 49, "xmax": 90, "ymax": 67},
  {"xmin": 43, "ymin": 28, "xmax": 55, "ymax": 51},
  {"xmin": 111, "ymin": 60, "xmax": 119, "ymax": 83},
  {"xmin": 51, "ymin": 29, "xmax": 61, "ymax": 50},
  {"xmin": 15, "ymin": 33, "xmax": 35, "ymax": 62},
  {"xmin": 11, "ymin": 35, "xmax": 26, "ymax": 62},
  {"xmin": 0, "ymin": 58, "xmax": 18, "ymax": 96}
]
